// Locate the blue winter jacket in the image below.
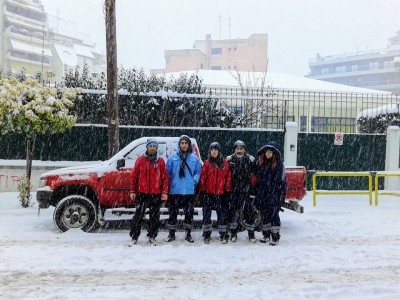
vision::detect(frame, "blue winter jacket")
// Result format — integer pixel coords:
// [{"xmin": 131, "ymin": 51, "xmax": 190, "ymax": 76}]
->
[
  {"xmin": 255, "ymin": 159, "xmax": 287, "ymax": 207},
  {"xmin": 166, "ymin": 145, "xmax": 202, "ymax": 195}
]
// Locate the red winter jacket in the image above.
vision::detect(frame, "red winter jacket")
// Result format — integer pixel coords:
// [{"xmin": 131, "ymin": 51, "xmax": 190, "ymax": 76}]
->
[
  {"xmin": 199, "ymin": 159, "xmax": 232, "ymax": 195},
  {"xmin": 131, "ymin": 155, "xmax": 169, "ymax": 195}
]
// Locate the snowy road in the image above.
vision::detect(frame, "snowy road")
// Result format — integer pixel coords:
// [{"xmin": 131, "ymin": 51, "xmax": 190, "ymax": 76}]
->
[{"xmin": 1, "ymin": 192, "xmax": 400, "ymax": 299}]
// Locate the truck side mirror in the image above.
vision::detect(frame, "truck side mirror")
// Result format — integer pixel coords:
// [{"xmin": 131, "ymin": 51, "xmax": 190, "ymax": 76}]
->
[{"xmin": 116, "ymin": 158, "xmax": 125, "ymax": 169}]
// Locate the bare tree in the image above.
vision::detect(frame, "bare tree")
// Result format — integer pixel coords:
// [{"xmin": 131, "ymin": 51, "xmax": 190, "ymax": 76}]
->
[{"xmin": 231, "ymin": 61, "xmax": 288, "ymax": 128}]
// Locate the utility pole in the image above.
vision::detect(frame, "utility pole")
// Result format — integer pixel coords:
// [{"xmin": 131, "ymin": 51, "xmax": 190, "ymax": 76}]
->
[{"xmin": 105, "ymin": 0, "xmax": 119, "ymax": 157}]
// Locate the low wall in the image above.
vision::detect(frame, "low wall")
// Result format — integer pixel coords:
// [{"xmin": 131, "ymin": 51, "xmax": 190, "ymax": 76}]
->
[{"xmin": 0, "ymin": 160, "xmax": 96, "ymax": 192}]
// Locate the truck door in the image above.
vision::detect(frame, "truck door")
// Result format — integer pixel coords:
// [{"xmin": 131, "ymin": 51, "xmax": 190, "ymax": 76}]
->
[{"xmin": 101, "ymin": 143, "xmax": 167, "ymax": 207}]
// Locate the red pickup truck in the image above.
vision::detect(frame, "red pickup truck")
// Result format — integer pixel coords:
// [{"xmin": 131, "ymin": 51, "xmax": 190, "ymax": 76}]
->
[{"xmin": 36, "ymin": 137, "xmax": 306, "ymax": 232}]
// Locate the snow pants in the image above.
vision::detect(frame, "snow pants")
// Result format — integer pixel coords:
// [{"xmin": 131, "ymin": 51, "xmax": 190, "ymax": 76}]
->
[
  {"xmin": 260, "ymin": 204, "xmax": 281, "ymax": 234},
  {"xmin": 202, "ymin": 193, "xmax": 228, "ymax": 235},
  {"xmin": 130, "ymin": 193, "xmax": 161, "ymax": 239},
  {"xmin": 226, "ymin": 192, "xmax": 251, "ymax": 230},
  {"xmin": 167, "ymin": 194, "xmax": 195, "ymax": 230}
]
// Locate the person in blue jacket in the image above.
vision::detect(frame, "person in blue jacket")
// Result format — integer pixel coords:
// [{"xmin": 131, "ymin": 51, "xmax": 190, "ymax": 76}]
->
[
  {"xmin": 254, "ymin": 141, "xmax": 287, "ymax": 245},
  {"xmin": 165, "ymin": 135, "xmax": 202, "ymax": 243}
]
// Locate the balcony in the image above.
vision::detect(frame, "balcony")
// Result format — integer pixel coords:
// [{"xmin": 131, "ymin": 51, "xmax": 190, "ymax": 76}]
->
[{"xmin": 5, "ymin": 27, "xmax": 49, "ymax": 46}]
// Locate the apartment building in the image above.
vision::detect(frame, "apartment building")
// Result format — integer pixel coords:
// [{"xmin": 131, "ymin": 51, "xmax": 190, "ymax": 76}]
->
[
  {"xmin": 0, "ymin": 0, "xmax": 52, "ymax": 75},
  {"xmin": 0, "ymin": 0, "xmax": 105, "ymax": 82},
  {"xmin": 153, "ymin": 33, "xmax": 268, "ymax": 74},
  {"xmin": 308, "ymin": 31, "xmax": 400, "ymax": 94}
]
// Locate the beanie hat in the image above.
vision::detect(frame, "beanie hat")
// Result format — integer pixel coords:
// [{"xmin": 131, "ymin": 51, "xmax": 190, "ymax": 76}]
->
[
  {"xmin": 233, "ymin": 140, "xmax": 246, "ymax": 150},
  {"xmin": 209, "ymin": 142, "xmax": 221, "ymax": 151},
  {"xmin": 178, "ymin": 135, "xmax": 192, "ymax": 152},
  {"xmin": 146, "ymin": 138, "xmax": 159, "ymax": 149}
]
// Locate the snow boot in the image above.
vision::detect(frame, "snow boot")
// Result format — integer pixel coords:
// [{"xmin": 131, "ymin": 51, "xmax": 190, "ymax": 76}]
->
[
  {"xmin": 260, "ymin": 230, "xmax": 271, "ymax": 243},
  {"xmin": 128, "ymin": 239, "xmax": 137, "ymax": 247},
  {"xmin": 230, "ymin": 229, "xmax": 237, "ymax": 242},
  {"xmin": 165, "ymin": 230, "xmax": 176, "ymax": 242},
  {"xmin": 203, "ymin": 232, "xmax": 211, "ymax": 244},
  {"xmin": 221, "ymin": 232, "xmax": 228, "ymax": 244},
  {"xmin": 269, "ymin": 232, "xmax": 280, "ymax": 246},
  {"xmin": 248, "ymin": 230, "xmax": 256, "ymax": 243},
  {"xmin": 185, "ymin": 229, "xmax": 194, "ymax": 243},
  {"xmin": 148, "ymin": 237, "xmax": 157, "ymax": 246}
]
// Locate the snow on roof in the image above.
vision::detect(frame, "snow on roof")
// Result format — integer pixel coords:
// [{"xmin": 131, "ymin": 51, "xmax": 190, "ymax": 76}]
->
[
  {"xmin": 53, "ymin": 44, "xmax": 77, "ymax": 67},
  {"xmin": 10, "ymin": 39, "xmax": 52, "ymax": 57},
  {"xmin": 164, "ymin": 70, "xmax": 390, "ymax": 94},
  {"xmin": 73, "ymin": 44, "xmax": 95, "ymax": 59}
]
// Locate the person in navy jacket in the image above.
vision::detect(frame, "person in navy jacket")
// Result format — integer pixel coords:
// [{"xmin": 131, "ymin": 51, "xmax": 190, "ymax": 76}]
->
[
  {"xmin": 199, "ymin": 142, "xmax": 232, "ymax": 244},
  {"xmin": 129, "ymin": 138, "xmax": 169, "ymax": 246},
  {"xmin": 165, "ymin": 135, "xmax": 202, "ymax": 243},
  {"xmin": 254, "ymin": 141, "xmax": 287, "ymax": 245}
]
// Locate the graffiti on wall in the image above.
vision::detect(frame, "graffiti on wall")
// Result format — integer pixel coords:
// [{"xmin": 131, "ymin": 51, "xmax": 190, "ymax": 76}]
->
[{"xmin": 0, "ymin": 173, "xmax": 21, "ymax": 190}]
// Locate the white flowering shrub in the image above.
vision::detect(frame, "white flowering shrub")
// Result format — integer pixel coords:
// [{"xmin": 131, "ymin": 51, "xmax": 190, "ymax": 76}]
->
[
  {"xmin": 0, "ymin": 76, "xmax": 78, "ymax": 137},
  {"xmin": 0, "ymin": 75, "xmax": 78, "ymax": 207}
]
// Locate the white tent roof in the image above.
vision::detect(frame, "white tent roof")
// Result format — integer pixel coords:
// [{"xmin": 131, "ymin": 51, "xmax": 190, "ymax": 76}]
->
[
  {"xmin": 73, "ymin": 44, "xmax": 95, "ymax": 59},
  {"xmin": 164, "ymin": 70, "xmax": 390, "ymax": 94},
  {"xmin": 53, "ymin": 44, "xmax": 77, "ymax": 67}
]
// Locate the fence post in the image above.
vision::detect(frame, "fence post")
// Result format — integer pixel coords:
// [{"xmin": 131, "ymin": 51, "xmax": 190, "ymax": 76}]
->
[
  {"xmin": 284, "ymin": 122, "xmax": 298, "ymax": 166},
  {"xmin": 385, "ymin": 126, "xmax": 400, "ymax": 190}
]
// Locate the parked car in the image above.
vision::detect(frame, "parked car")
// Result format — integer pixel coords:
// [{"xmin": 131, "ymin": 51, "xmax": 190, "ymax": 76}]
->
[{"xmin": 36, "ymin": 137, "xmax": 306, "ymax": 232}]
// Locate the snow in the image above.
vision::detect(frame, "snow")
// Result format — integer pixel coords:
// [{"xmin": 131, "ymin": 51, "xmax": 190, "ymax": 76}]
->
[
  {"xmin": 357, "ymin": 104, "xmax": 400, "ymax": 119},
  {"xmin": 1, "ymin": 192, "xmax": 400, "ymax": 299},
  {"xmin": 53, "ymin": 44, "xmax": 78, "ymax": 67},
  {"xmin": 164, "ymin": 70, "xmax": 390, "ymax": 94}
]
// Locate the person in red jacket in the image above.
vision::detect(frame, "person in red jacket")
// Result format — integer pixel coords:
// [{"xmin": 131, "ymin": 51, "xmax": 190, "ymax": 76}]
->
[
  {"xmin": 129, "ymin": 138, "xmax": 169, "ymax": 246},
  {"xmin": 199, "ymin": 142, "xmax": 232, "ymax": 244}
]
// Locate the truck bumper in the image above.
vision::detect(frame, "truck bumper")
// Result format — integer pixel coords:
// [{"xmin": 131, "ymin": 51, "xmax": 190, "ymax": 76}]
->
[
  {"xmin": 36, "ymin": 188, "xmax": 54, "ymax": 208},
  {"xmin": 282, "ymin": 200, "xmax": 304, "ymax": 213}
]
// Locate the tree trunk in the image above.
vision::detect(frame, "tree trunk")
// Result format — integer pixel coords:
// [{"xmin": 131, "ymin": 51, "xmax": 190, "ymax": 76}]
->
[
  {"xmin": 20, "ymin": 135, "xmax": 36, "ymax": 207},
  {"xmin": 25, "ymin": 135, "xmax": 36, "ymax": 183},
  {"xmin": 105, "ymin": 0, "xmax": 119, "ymax": 158}
]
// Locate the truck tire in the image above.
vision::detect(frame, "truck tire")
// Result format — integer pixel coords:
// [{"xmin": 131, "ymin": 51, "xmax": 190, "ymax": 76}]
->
[
  {"xmin": 53, "ymin": 195, "xmax": 97, "ymax": 233},
  {"xmin": 239, "ymin": 204, "xmax": 262, "ymax": 231}
]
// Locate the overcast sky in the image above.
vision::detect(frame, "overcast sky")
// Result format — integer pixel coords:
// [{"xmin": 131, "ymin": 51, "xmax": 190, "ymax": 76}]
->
[{"xmin": 41, "ymin": 0, "xmax": 400, "ymax": 76}]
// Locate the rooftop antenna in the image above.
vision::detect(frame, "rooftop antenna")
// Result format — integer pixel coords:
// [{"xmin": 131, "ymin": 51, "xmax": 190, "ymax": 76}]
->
[
  {"xmin": 217, "ymin": 14, "xmax": 221, "ymax": 39},
  {"xmin": 228, "ymin": 17, "xmax": 231, "ymax": 39}
]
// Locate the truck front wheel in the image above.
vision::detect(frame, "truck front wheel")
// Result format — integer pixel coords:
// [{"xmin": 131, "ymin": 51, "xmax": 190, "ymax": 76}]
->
[{"xmin": 53, "ymin": 195, "xmax": 97, "ymax": 233}]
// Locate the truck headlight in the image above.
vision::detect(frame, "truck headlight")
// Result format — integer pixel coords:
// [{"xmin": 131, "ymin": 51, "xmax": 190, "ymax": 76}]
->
[{"xmin": 39, "ymin": 177, "xmax": 48, "ymax": 188}]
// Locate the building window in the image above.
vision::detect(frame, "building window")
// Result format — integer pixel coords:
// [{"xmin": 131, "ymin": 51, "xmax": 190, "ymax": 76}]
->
[
  {"xmin": 211, "ymin": 66, "xmax": 222, "ymax": 70},
  {"xmin": 321, "ymin": 68, "xmax": 329, "ymax": 75},
  {"xmin": 211, "ymin": 48, "xmax": 222, "ymax": 55},
  {"xmin": 383, "ymin": 61, "xmax": 392, "ymax": 69},
  {"xmin": 351, "ymin": 64, "xmax": 358, "ymax": 72},
  {"xmin": 369, "ymin": 61, "xmax": 379, "ymax": 70},
  {"xmin": 335, "ymin": 66, "xmax": 346, "ymax": 73}
]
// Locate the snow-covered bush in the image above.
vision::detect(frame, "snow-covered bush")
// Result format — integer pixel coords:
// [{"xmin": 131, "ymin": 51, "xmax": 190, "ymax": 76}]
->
[
  {"xmin": 0, "ymin": 74, "xmax": 78, "ymax": 207},
  {"xmin": 62, "ymin": 66, "xmax": 237, "ymax": 127},
  {"xmin": 357, "ymin": 104, "xmax": 400, "ymax": 133}
]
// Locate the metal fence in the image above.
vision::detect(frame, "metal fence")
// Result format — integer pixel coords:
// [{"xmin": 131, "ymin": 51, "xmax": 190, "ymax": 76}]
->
[
  {"xmin": 82, "ymin": 87, "xmax": 400, "ymax": 134},
  {"xmin": 204, "ymin": 87, "xmax": 400, "ymax": 133}
]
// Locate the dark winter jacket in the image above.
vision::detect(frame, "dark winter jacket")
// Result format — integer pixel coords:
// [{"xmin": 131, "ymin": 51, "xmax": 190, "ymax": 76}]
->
[
  {"xmin": 255, "ymin": 141, "xmax": 287, "ymax": 206},
  {"xmin": 131, "ymin": 155, "xmax": 169, "ymax": 195},
  {"xmin": 199, "ymin": 159, "xmax": 232, "ymax": 195},
  {"xmin": 255, "ymin": 159, "xmax": 286, "ymax": 206},
  {"xmin": 226, "ymin": 153, "xmax": 255, "ymax": 193}
]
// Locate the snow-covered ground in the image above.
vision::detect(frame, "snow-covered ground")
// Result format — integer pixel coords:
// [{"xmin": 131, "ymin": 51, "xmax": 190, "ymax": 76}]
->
[{"xmin": 1, "ymin": 192, "xmax": 400, "ymax": 300}]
